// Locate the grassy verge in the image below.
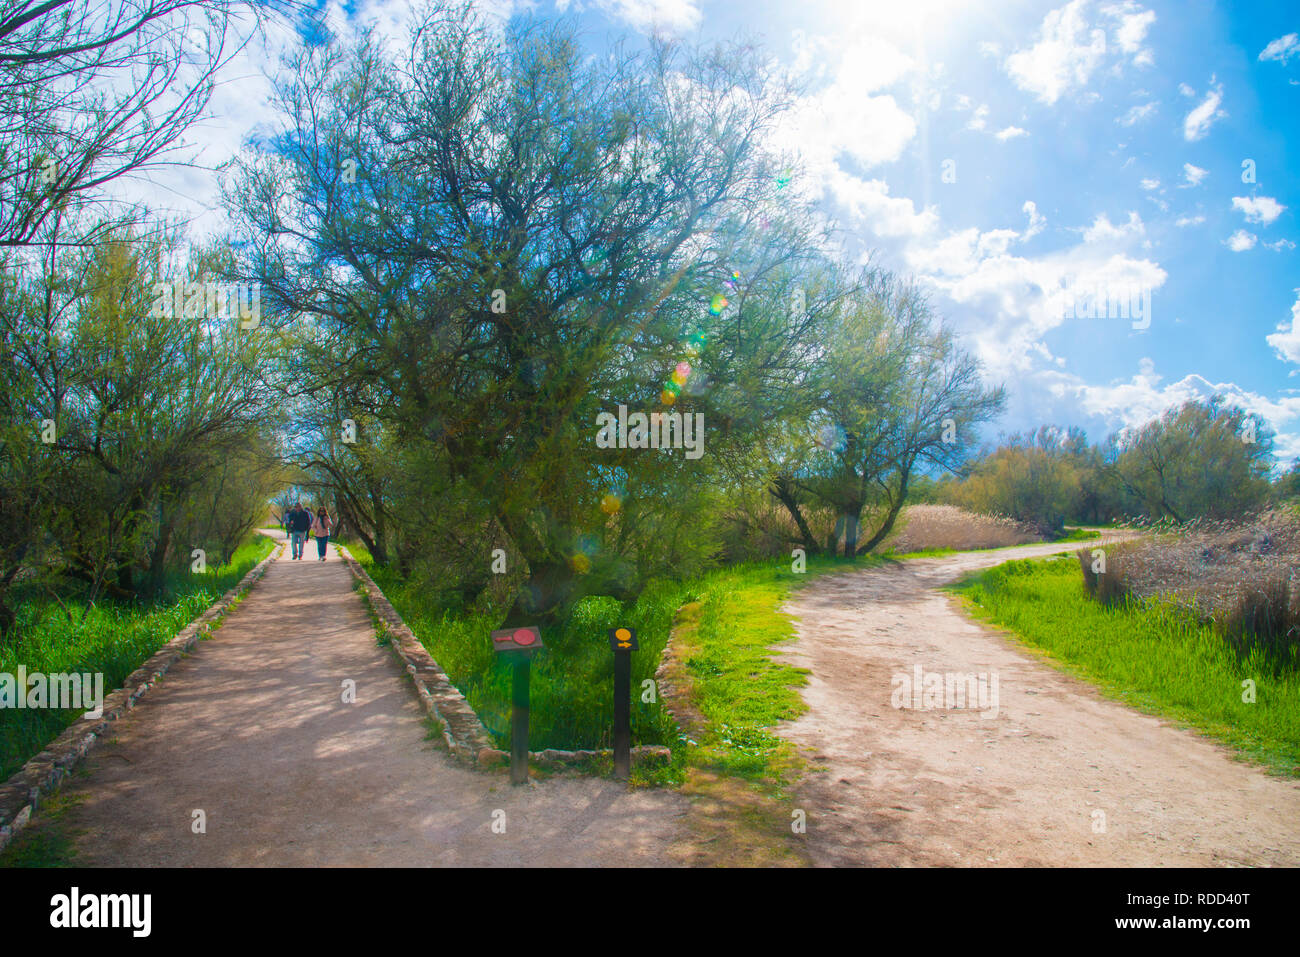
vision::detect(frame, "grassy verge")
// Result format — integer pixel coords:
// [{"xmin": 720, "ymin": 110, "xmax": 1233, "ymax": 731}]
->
[
  {"xmin": 347, "ymin": 543, "xmax": 876, "ymax": 771},
  {"xmin": 350, "ymin": 543, "xmax": 688, "ymax": 754},
  {"xmin": 949, "ymin": 554, "xmax": 1300, "ymax": 776},
  {"xmin": 0, "ymin": 535, "xmax": 276, "ymax": 780},
  {"xmin": 348, "ymin": 540, "xmax": 882, "ymax": 863}
]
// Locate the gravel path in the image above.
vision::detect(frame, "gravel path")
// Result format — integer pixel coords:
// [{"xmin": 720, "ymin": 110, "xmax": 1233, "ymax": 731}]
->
[
  {"xmin": 777, "ymin": 539, "xmax": 1300, "ymax": 866},
  {"xmin": 35, "ymin": 533, "xmax": 687, "ymax": 866}
]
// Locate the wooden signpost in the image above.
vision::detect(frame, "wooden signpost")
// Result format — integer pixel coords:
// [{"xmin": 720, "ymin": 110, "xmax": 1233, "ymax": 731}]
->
[
  {"xmin": 608, "ymin": 627, "xmax": 638, "ymax": 779},
  {"xmin": 491, "ymin": 626, "xmax": 543, "ymax": 785}
]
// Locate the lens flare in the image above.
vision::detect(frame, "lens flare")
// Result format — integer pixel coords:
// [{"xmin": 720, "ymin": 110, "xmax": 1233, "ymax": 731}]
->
[
  {"xmin": 816, "ymin": 422, "xmax": 848, "ymax": 453},
  {"xmin": 709, "ymin": 294, "xmax": 727, "ymax": 315},
  {"xmin": 600, "ymin": 493, "xmax": 622, "ymax": 514}
]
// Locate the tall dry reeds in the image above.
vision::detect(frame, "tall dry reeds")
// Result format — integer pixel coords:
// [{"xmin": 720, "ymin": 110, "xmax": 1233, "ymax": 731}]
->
[
  {"xmin": 885, "ymin": 505, "xmax": 1044, "ymax": 553},
  {"xmin": 1078, "ymin": 508, "xmax": 1300, "ymax": 666}
]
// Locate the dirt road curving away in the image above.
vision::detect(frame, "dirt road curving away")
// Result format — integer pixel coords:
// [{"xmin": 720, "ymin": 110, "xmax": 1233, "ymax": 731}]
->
[
  {"xmin": 777, "ymin": 539, "xmax": 1300, "ymax": 866},
  {"xmin": 27, "ymin": 533, "xmax": 688, "ymax": 866}
]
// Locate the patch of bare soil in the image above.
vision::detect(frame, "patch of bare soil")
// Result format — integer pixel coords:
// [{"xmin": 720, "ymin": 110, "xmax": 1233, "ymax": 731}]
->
[{"xmin": 776, "ymin": 538, "xmax": 1300, "ymax": 867}]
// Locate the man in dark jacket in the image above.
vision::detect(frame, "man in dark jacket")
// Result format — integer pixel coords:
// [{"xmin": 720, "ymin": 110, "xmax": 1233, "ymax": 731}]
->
[{"xmin": 288, "ymin": 502, "xmax": 313, "ymax": 560}]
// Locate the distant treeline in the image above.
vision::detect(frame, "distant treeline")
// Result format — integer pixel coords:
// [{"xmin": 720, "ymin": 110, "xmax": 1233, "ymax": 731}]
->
[{"xmin": 909, "ymin": 398, "xmax": 1296, "ymax": 535}]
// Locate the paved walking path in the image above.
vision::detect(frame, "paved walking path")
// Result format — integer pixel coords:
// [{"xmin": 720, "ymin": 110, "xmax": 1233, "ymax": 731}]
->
[
  {"xmin": 778, "ymin": 539, "xmax": 1300, "ymax": 866},
  {"xmin": 31, "ymin": 532, "xmax": 687, "ymax": 866}
]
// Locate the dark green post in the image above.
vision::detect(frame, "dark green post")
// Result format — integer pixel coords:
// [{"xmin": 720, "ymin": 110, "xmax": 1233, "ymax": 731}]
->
[
  {"xmin": 613, "ymin": 652, "xmax": 631, "ymax": 779},
  {"xmin": 609, "ymin": 627, "xmax": 638, "ymax": 780},
  {"xmin": 490, "ymin": 625, "xmax": 543, "ymax": 787},
  {"xmin": 511, "ymin": 655, "xmax": 530, "ymax": 786}
]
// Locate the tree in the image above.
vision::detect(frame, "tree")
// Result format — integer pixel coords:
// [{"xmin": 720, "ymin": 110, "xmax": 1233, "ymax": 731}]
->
[
  {"xmin": 0, "ymin": 223, "xmax": 281, "ymax": 638},
  {"xmin": 947, "ymin": 427, "xmax": 1085, "ymax": 536},
  {"xmin": 1272, "ymin": 461, "xmax": 1300, "ymax": 504},
  {"xmin": 227, "ymin": 1, "xmax": 820, "ymax": 621},
  {"xmin": 1111, "ymin": 397, "xmax": 1273, "ymax": 521},
  {"xmin": 798, "ymin": 274, "xmax": 1004, "ymax": 557},
  {"xmin": 0, "ymin": 0, "xmax": 286, "ymax": 249}
]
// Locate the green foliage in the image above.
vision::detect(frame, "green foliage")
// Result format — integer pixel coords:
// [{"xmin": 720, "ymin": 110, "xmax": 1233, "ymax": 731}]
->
[
  {"xmin": 948, "ymin": 434, "xmax": 1083, "ymax": 536},
  {"xmin": 943, "ymin": 403, "xmax": 1277, "ymax": 531},
  {"xmin": 0, "ymin": 535, "xmax": 274, "ymax": 779},
  {"xmin": 1112, "ymin": 397, "xmax": 1273, "ymax": 522},
  {"xmin": 229, "ymin": 2, "xmax": 827, "ymax": 621},
  {"xmin": 355, "ymin": 538, "xmax": 874, "ymax": 773},
  {"xmin": 0, "ymin": 230, "xmax": 284, "ymax": 638}
]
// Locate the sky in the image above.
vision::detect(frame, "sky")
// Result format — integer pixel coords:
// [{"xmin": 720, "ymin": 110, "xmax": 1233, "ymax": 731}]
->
[{"xmin": 135, "ymin": 0, "xmax": 1300, "ymax": 467}]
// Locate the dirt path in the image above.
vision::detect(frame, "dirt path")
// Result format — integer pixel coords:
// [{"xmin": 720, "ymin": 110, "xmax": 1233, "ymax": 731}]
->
[
  {"xmin": 26, "ymin": 532, "xmax": 687, "ymax": 866},
  {"xmin": 777, "ymin": 538, "xmax": 1300, "ymax": 866}
]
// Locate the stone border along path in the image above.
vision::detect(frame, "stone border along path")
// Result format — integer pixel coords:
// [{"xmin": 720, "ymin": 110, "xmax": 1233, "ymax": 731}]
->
[
  {"xmin": 3, "ymin": 531, "xmax": 689, "ymax": 866},
  {"xmin": 336, "ymin": 544, "xmax": 671, "ymax": 771},
  {"xmin": 0, "ymin": 539, "xmax": 285, "ymax": 855}
]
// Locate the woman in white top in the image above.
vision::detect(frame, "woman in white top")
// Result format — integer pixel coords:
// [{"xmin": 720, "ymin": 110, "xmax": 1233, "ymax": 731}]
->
[{"xmin": 311, "ymin": 507, "xmax": 333, "ymax": 561}]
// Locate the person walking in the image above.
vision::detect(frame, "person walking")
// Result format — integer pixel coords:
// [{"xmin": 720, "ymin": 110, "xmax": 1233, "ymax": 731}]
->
[
  {"xmin": 288, "ymin": 502, "xmax": 313, "ymax": 560},
  {"xmin": 311, "ymin": 506, "xmax": 333, "ymax": 561}
]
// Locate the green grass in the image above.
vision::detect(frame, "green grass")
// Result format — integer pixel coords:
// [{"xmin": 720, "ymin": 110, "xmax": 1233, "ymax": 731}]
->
[
  {"xmin": 0, "ymin": 535, "xmax": 275, "ymax": 780},
  {"xmin": 950, "ymin": 554, "xmax": 1300, "ymax": 776},
  {"xmin": 351, "ymin": 543, "xmax": 688, "ymax": 755},
  {"xmin": 662, "ymin": 553, "xmax": 884, "ymax": 786},
  {"xmin": 0, "ymin": 786, "xmax": 85, "ymax": 867}
]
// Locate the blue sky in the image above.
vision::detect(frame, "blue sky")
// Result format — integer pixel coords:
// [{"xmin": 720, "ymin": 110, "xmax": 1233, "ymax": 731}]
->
[{"xmin": 146, "ymin": 0, "xmax": 1300, "ymax": 465}]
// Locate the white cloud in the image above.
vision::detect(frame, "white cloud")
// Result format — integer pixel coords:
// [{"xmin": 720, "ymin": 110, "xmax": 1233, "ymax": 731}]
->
[
  {"xmin": 1232, "ymin": 195, "xmax": 1286, "ymax": 226},
  {"xmin": 1175, "ymin": 214, "xmax": 1205, "ymax": 227},
  {"xmin": 1183, "ymin": 80, "xmax": 1226, "ymax": 141},
  {"xmin": 774, "ymin": 34, "xmax": 918, "ymax": 180},
  {"xmin": 1004, "ymin": 1, "xmax": 1156, "ymax": 104},
  {"xmin": 828, "ymin": 174, "xmax": 938, "ymax": 238},
  {"xmin": 1178, "ymin": 82, "xmax": 1195, "ymax": 97},
  {"xmin": 1225, "ymin": 229, "xmax": 1257, "ymax": 252},
  {"xmin": 1259, "ymin": 33, "xmax": 1299, "ymax": 64},
  {"xmin": 1266, "ymin": 238, "xmax": 1297, "ymax": 251},
  {"xmin": 1268, "ymin": 292, "xmax": 1300, "ymax": 364},
  {"xmin": 1117, "ymin": 101, "xmax": 1157, "ymax": 125},
  {"xmin": 576, "ymin": 0, "xmax": 702, "ymax": 32},
  {"xmin": 1048, "ymin": 359, "xmax": 1300, "ymax": 461},
  {"xmin": 1181, "ymin": 162, "xmax": 1208, "ymax": 186},
  {"xmin": 1103, "ymin": 1, "xmax": 1156, "ymax": 65},
  {"xmin": 904, "ymin": 212, "xmax": 1165, "ymax": 380},
  {"xmin": 995, "ymin": 125, "xmax": 1029, "ymax": 140},
  {"xmin": 1023, "ymin": 200, "xmax": 1047, "ymax": 239},
  {"xmin": 1082, "ymin": 210, "xmax": 1145, "ymax": 243},
  {"xmin": 967, "ymin": 103, "xmax": 990, "ymax": 130},
  {"xmin": 1004, "ymin": 0, "xmax": 1108, "ymax": 104},
  {"xmin": 1140, "ymin": 177, "xmax": 1160, "ymax": 191}
]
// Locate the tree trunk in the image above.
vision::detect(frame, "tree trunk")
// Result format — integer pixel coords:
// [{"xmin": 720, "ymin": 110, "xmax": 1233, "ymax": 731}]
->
[
  {"xmin": 148, "ymin": 520, "xmax": 175, "ymax": 596},
  {"xmin": 826, "ymin": 515, "xmax": 844, "ymax": 556},
  {"xmin": 843, "ymin": 511, "xmax": 860, "ymax": 558},
  {"xmin": 862, "ymin": 472, "xmax": 911, "ymax": 554},
  {"xmin": 768, "ymin": 477, "xmax": 820, "ymax": 553}
]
